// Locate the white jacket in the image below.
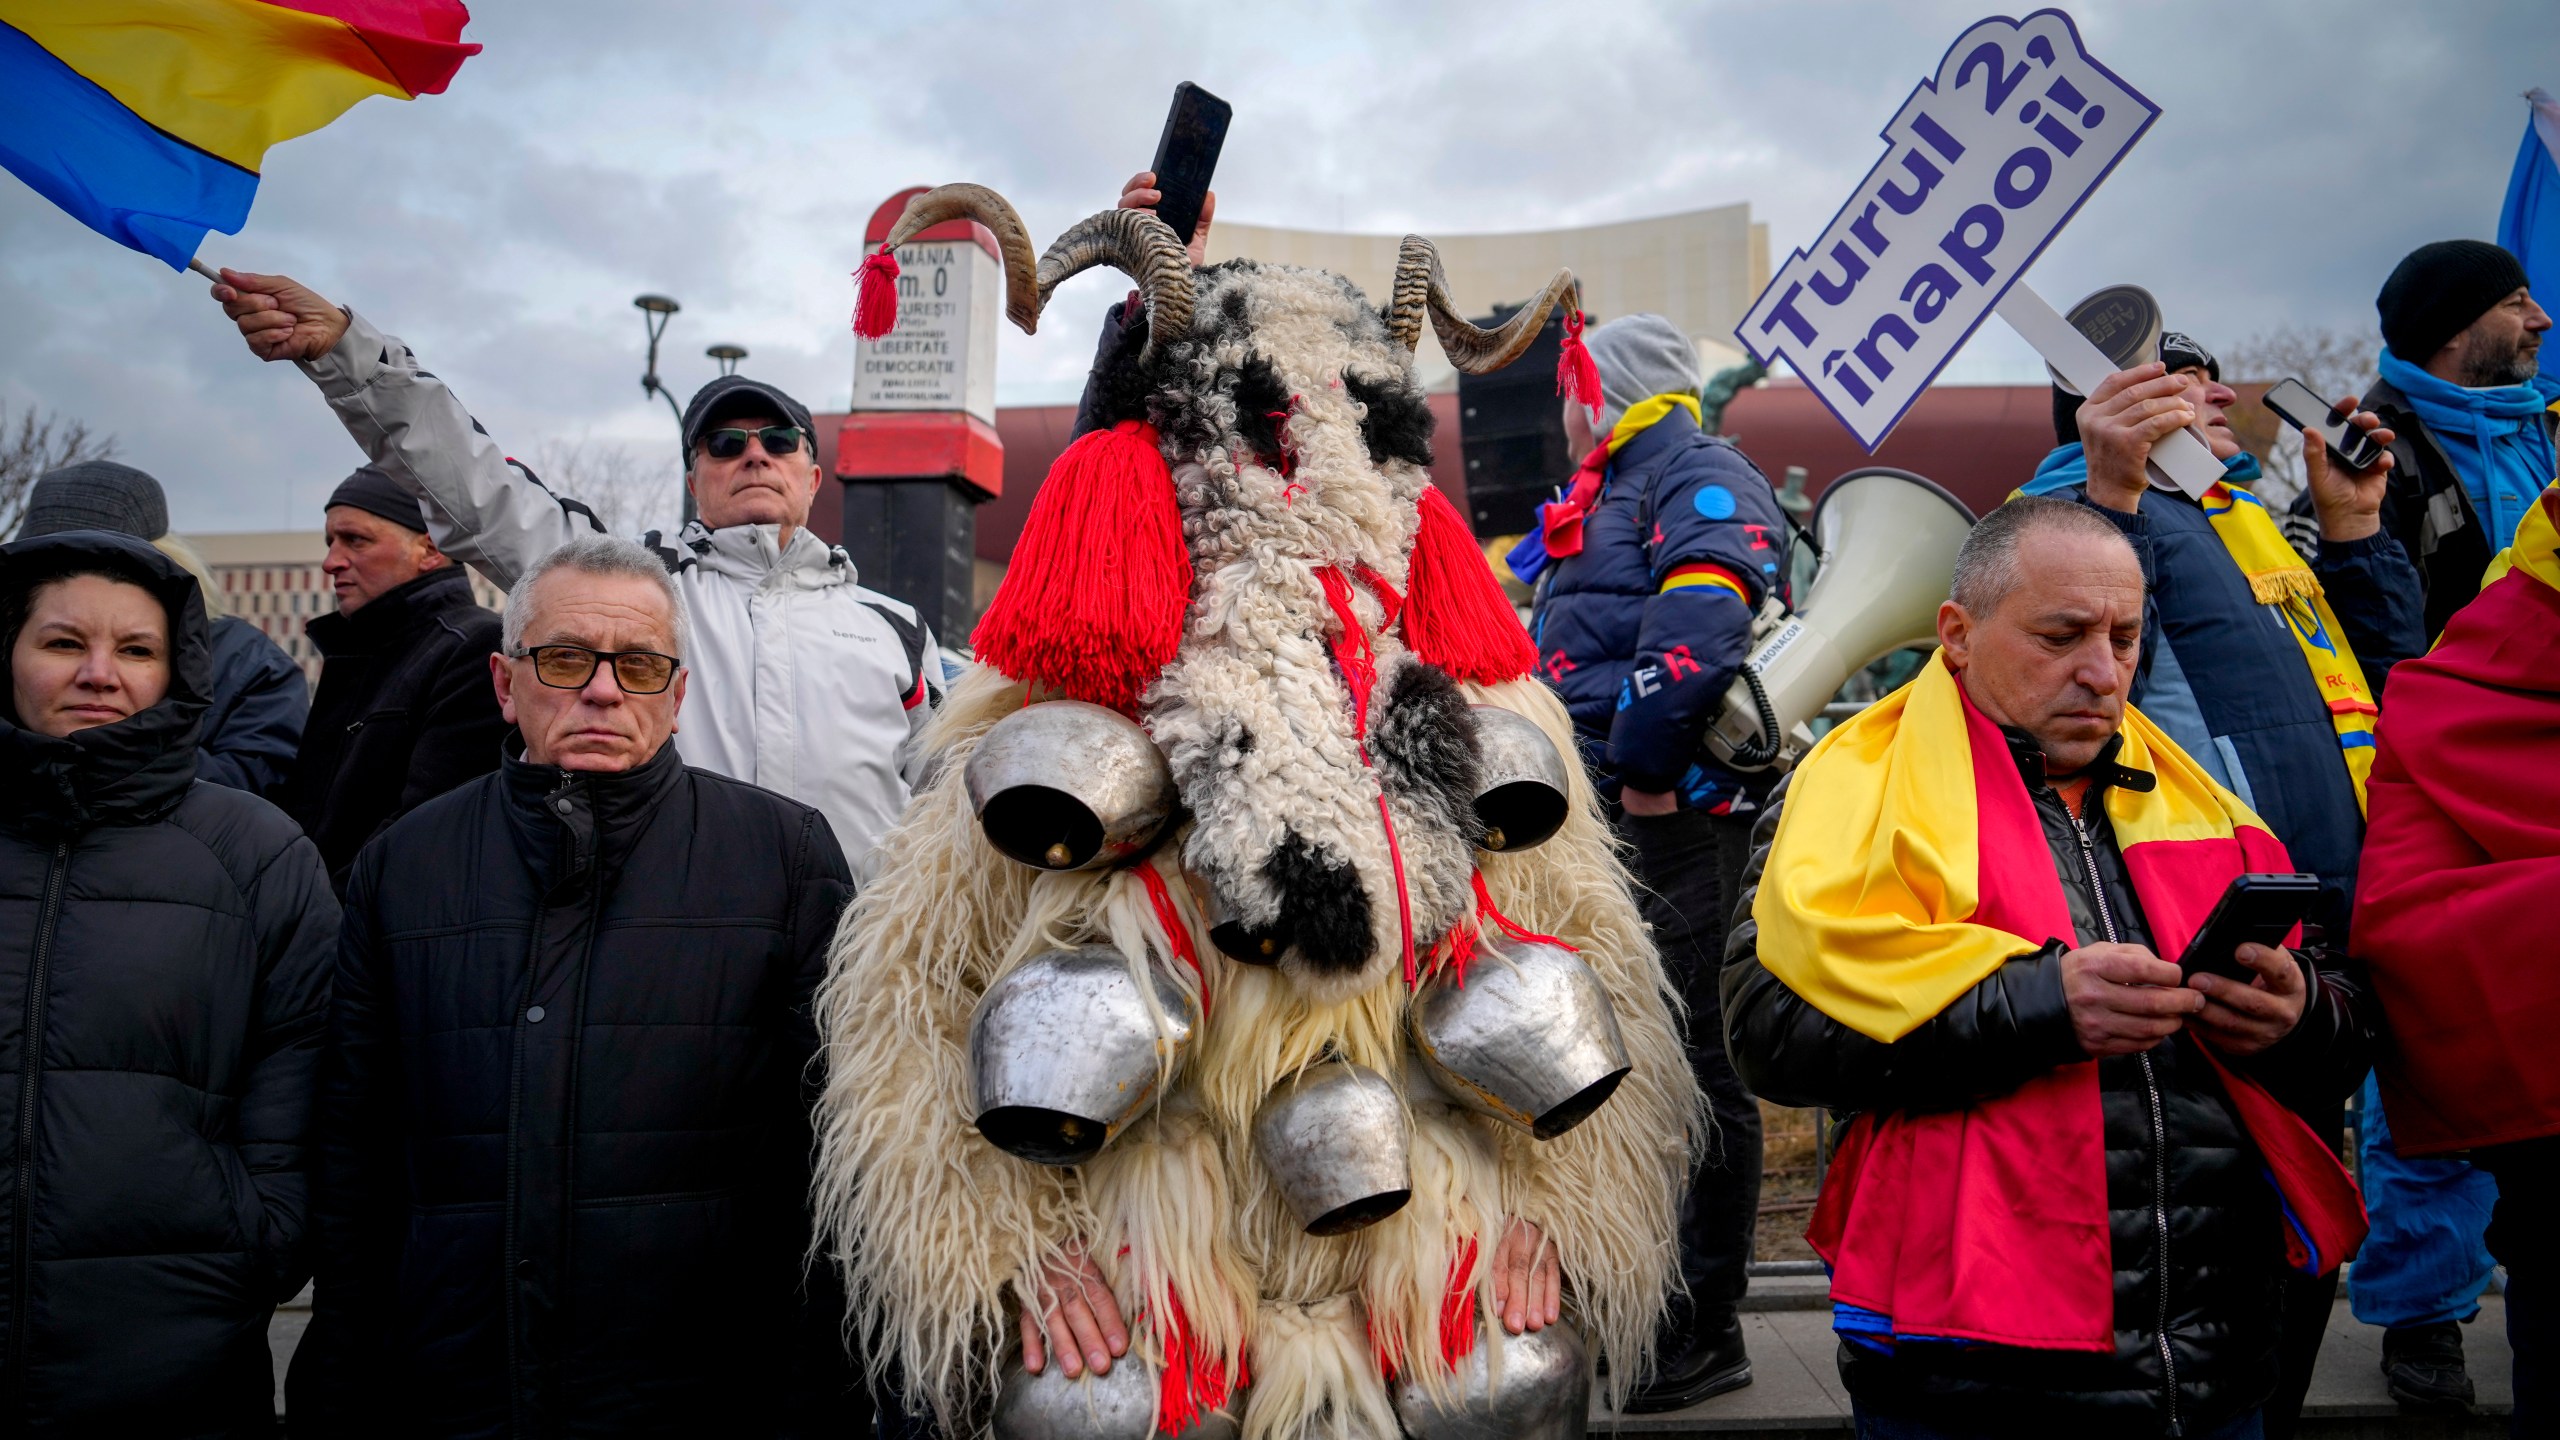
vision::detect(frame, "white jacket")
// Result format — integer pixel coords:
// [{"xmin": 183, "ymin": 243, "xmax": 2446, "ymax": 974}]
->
[{"xmin": 301, "ymin": 310, "xmax": 941, "ymax": 870}]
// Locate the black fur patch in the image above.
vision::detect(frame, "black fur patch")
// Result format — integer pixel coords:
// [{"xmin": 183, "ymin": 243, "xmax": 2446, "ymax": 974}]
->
[
  {"xmin": 1344, "ymin": 372, "xmax": 1436, "ymax": 469},
  {"xmin": 1232, "ymin": 353, "xmax": 1294, "ymax": 464},
  {"xmin": 1264, "ymin": 830, "xmax": 1374, "ymax": 975},
  {"xmin": 1087, "ymin": 300, "xmax": 1160, "ymax": 431},
  {"xmin": 1368, "ymin": 661, "xmax": 1483, "ymax": 844}
]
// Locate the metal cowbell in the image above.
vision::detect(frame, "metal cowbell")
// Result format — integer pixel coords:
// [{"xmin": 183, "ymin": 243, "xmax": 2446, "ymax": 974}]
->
[
  {"xmin": 969, "ymin": 947, "xmax": 1197, "ymax": 1165},
  {"xmin": 967, "ymin": 701, "xmax": 1177, "ymax": 871},
  {"xmin": 1411, "ymin": 937, "xmax": 1630, "ymax": 1140},
  {"xmin": 1468, "ymin": 706, "xmax": 1570, "ymax": 854},
  {"xmin": 1251, "ymin": 1060, "xmax": 1412, "ymax": 1236},
  {"xmin": 1388, "ymin": 1321, "xmax": 1589, "ymax": 1440}
]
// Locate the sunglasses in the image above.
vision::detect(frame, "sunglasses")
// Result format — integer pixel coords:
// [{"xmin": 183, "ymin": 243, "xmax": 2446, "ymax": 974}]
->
[
  {"xmin": 512, "ymin": 645, "xmax": 681, "ymax": 695},
  {"xmin": 699, "ymin": 425, "xmax": 805, "ymax": 460}
]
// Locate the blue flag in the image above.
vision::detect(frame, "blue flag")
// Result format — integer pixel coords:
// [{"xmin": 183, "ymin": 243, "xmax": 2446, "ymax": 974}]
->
[{"xmin": 2498, "ymin": 88, "xmax": 2560, "ymax": 382}]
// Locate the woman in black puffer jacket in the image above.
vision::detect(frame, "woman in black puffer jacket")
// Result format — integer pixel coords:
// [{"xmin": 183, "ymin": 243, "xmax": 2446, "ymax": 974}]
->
[{"xmin": 0, "ymin": 530, "xmax": 337, "ymax": 1436}]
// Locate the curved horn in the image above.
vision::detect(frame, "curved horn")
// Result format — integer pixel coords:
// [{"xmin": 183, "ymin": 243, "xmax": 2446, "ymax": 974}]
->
[
  {"xmin": 880, "ymin": 183, "xmax": 1044, "ymax": 335},
  {"xmin": 1385, "ymin": 236, "xmax": 1582, "ymax": 374},
  {"xmin": 1034, "ymin": 208, "xmax": 1196, "ymax": 359}
]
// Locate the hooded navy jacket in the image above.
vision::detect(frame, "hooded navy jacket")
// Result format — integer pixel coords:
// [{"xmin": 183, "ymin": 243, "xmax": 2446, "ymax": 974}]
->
[{"xmin": 1524, "ymin": 406, "xmax": 1789, "ymax": 812}]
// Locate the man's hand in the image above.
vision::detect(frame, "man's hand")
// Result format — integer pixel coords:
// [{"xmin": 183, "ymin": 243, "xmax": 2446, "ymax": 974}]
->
[
  {"xmin": 2300, "ymin": 396, "xmax": 2396, "ymax": 543},
  {"xmin": 213, "ymin": 268, "xmax": 350, "ymax": 363},
  {"xmin": 1116, "ymin": 171, "xmax": 1216, "ymax": 269},
  {"xmin": 1489, "ymin": 1217, "xmax": 1562, "ymax": 1335},
  {"xmin": 1619, "ymin": 788, "xmax": 1677, "ymax": 817},
  {"xmin": 2186, "ymin": 943, "xmax": 2308, "ymax": 1057},
  {"xmin": 2074, "ymin": 362, "xmax": 2196, "ymax": 515},
  {"xmin": 1017, "ymin": 1241, "xmax": 1129, "ymax": 1378},
  {"xmin": 2060, "ymin": 941, "xmax": 2205, "ymax": 1057}
]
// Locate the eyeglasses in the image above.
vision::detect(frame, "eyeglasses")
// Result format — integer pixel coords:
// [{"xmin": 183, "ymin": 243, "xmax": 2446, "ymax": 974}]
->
[
  {"xmin": 699, "ymin": 425, "xmax": 805, "ymax": 460},
  {"xmin": 511, "ymin": 645, "xmax": 681, "ymax": 694}
]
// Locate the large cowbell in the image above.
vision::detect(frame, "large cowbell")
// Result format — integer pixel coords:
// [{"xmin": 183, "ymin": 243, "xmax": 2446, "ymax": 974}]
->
[
  {"xmin": 994, "ymin": 1354, "xmax": 1240, "ymax": 1440},
  {"xmin": 1252, "ymin": 1060, "xmax": 1412, "ymax": 1236},
  {"xmin": 1468, "ymin": 705, "xmax": 1571, "ymax": 854},
  {"xmin": 1389, "ymin": 1321, "xmax": 1589, "ymax": 1440},
  {"xmin": 969, "ymin": 947, "xmax": 1197, "ymax": 1165},
  {"xmin": 1412, "ymin": 937, "xmax": 1630, "ymax": 1140},
  {"xmin": 968, "ymin": 701, "xmax": 1178, "ymax": 870}
]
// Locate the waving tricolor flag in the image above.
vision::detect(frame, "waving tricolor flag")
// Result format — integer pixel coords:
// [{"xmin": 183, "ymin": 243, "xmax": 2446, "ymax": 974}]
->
[{"xmin": 0, "ymin": 1, "xmax": 477, "ymax": 269}]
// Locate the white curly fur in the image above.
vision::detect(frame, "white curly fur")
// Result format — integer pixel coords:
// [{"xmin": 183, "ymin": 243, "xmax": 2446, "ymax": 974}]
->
[{"xmin": 811, "ymin": 264, "xmax": 1700, "ymax": 1439}]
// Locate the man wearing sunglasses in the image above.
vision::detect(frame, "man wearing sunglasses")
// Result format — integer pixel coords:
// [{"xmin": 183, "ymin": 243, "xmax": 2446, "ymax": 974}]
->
[
  {"xmin": 211, "ymin": 269, "xmax": 944, "ymax": 873},
  {"xmin": 292, "ymin": 533, "xmax": 866, "ymax": 1434}
]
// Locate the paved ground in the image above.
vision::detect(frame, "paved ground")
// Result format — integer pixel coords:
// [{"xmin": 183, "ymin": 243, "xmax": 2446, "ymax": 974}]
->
[{"xmin": 268, "ymin": 1282, "xmax": 2514, "ymax": 1434}]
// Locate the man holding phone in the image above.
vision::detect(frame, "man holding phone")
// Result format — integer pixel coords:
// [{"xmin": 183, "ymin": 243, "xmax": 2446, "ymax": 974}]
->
[
  {"xmin": 1724, "ymin": 496, "xmax": 2373, "ymax": 1438},
  {"xmin": 2020, "ymin": 324, "xmax": 2422, "ymax": 1433}
]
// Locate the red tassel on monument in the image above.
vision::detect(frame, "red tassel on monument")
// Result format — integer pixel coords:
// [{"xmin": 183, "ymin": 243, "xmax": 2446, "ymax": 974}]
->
[
  {"xmin": 852, "ymin": 248, "xmax": 902, "ymax": 340},
  {"xmin": 971, "ymin": 420, "xmax": 1193, "ymax": 712},
  {"xmin": 1556, "ymin": 309, "xmax": 1603, "ymax": 420},
  {"xmin": 1402, "ymin": 486, "xmax": 1537, "ymax": 685}
]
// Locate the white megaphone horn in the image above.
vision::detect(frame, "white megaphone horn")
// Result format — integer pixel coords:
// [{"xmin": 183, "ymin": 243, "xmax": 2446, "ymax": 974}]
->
[{"xmin": 1705, "ymin": 467, "xmax": 1976, "ymax": 772}]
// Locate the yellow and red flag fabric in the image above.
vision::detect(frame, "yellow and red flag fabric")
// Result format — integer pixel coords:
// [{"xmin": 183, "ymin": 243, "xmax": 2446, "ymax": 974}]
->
[
  {"xmin": 0, "ymin": 0, "xmax": 476, "ymax": 268},
  {"xmin": 2355, "ymin": 478, "xmax": 2560, "ymax": 1157},
  {"xmin": 1753, "ymin": 650, "xmax": 2365, "ymax": 1350}
]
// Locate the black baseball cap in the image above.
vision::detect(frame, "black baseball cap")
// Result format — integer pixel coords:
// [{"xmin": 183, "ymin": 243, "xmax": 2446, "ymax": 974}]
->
[{"xmin": 678, "ymin": 376, "xmax": 817, "ymax": 466}]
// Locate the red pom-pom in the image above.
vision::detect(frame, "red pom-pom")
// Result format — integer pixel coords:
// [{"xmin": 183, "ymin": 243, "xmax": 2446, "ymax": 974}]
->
[
  {"xmin": 1402, "ymin": 486, "xmax": 1537, "ymax": 684},
  {"xmin": 1556, "ymin": 309, "xmax": 1603, "ymax": 420},
  {"xmin": 971, "ymin": 420, "xmax": 1192, "ymax": 712},
  {"xmin": 852, "ymin": 248, "xmax": 901, "ymax": 340}
]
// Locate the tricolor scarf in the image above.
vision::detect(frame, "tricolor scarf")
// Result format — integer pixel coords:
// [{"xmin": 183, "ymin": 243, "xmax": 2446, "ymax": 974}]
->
[
  {"xmin": 2020, "ymin": 447, "xmax": 2379, "ymax": 812},
  {"xmin": 1506, "ymin": 392, "xmax": 1704, "ymax": 581},
  {"xmin": 2356, "ymin": 479, "xmax": 2560, "ymax": 1156},
  {"xmin": 1754, "ymin": 652, "xmax": 2366, "ymax": 1350}
]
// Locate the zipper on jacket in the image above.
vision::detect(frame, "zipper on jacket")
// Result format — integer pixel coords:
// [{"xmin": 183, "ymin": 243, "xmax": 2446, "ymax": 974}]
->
[
  {"xmin": 6, "ymin": 844, "xmax": 71, "ymax": 1398},
  {"xmin": 2070, "ymin": 807, "xmax": 2183, "ymax": 1437}
]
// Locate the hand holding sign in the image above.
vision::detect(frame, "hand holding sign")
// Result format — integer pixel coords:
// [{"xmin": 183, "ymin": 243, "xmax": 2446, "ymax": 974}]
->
[
  {"xmin": 1737, "ymin": 10, "xmax": 2160, "ymax": 451},
  {"xmin": 2075, "ymin": 362, "xmax": 2197, "ymax": 513}
]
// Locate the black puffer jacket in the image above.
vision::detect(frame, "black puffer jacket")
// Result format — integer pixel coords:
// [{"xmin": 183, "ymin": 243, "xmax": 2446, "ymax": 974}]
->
[
  {"xmin": 1723, "ymin": 729, "xmax": 2370, "ymax": 1437},
  {"xmin": 289, "ymin": 736, "xmax": 863, "ymax": 1438},
  {"xmin": 0, "ymin": 531, "xmax": 338, "ymax": 1436},
  {"xmin": 282, "ymin": 565, "xmax": 505, "ymax": 892}
]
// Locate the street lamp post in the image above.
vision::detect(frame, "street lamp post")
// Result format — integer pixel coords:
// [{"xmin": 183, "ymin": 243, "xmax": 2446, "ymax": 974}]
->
[
  {"xmin": 633, "ymin": 293, "xmax": 693, "ymax": 524},
  {"xmin": 707, "ymin": 343, "xmax": 748, "ymax": 376}
]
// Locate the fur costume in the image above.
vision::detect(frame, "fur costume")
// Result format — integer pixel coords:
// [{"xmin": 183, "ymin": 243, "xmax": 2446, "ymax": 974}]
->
[{"xmin": 814, "ymin": 186, "xmax": 1702, "ymax": 1440}]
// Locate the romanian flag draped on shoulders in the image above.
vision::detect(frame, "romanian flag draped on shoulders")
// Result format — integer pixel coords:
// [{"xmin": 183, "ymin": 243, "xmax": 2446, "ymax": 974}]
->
[
  {"xmin": 0, "ymin": 0, "xmax": 477, "ymax": 268},
  {"xmin": 1752, "ymin": 650, "xmax": 2366, "ymax": 1351}
]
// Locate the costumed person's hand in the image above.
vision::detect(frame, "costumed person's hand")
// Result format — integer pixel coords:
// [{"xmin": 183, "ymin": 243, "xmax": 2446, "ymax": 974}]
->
[
  {"xmin": 2075, "ymin": 362, "xmax": 2196, "ymax": 514},
  {"xmin": 1116, "ymin": 170, "xmax": 1217, "ymax": 269},
  {"xmin": 1490, "ymin": 1216, "xmax": 1562, "ymax": 1335},
  {"xmin": 1018, "ymin": 1240, "xmax": 1129, "ymax": 1378},
  {"xmin": 2301, "ymin": 396, "xmax": 2395, "ymax": 543},
  {"xmin": 2060, "ymin": 941, "xmax": 2206, "ymax": 1057},
  {"xmin": 2185, "ymin": 942, "xmax": 2308, "ymax": 1057},
  {"xmin": 213, "ymin": 269, "xmax": 349, "ymax": 362}
]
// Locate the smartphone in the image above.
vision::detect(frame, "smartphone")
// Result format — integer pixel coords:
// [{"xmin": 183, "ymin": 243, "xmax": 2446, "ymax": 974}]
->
[
  {"xmin": 1148, "ymin": 82, "xmax": 1231, "ymax": 247},
  {"xmin": 2262, "ymin": 378, "xmax": 2385, "ymax": 472},
  {"xmin": 2177, "ymin": 872, "xmax": 2320, "ymax": 984}
]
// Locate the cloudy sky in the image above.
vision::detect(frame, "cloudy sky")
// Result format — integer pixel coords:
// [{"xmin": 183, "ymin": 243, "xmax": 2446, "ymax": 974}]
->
[{"xmin": 0, "ymin": 0, "xmax": 2547, "ymax": 533}]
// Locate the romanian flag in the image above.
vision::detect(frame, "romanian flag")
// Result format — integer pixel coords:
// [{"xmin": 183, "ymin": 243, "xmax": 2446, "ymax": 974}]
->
[
  {"xmin": 1755, "ymin": 652, "xmax": 2365, "ymax": 1350},
  {"xmin": 0, "ymin": 1, "xmax": 477, "ymax": 268}
]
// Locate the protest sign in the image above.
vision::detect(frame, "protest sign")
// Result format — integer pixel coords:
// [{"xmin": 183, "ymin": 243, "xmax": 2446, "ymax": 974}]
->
[{"xmin": 1736, "ymin": 10, "xmax": 2160, "ymax": 451}]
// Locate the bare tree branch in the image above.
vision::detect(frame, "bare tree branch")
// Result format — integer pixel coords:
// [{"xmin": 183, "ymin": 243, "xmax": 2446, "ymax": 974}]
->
[
  {"xmin": 0, "ymin": 404, "xmax": 122, "ymax": 540},
  {"xmin": 2223, "ymin": 324, "xmax": 2376, "ymax": 509},
  {"xmin": 522, "ymin": 436, "xmax": 681, "ymax": 537}
]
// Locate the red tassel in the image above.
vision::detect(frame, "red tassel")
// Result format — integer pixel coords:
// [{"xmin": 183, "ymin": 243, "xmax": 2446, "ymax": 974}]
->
[
  {"xmin": 1155, "ymin": 1288, "xmax": 1241, "ymax": 1436},
  {"xmin": 1439, "ymin": 1237, "xmax": 1481, "ymax": 1369},
  {"xmin": 1138, "ymin": 864, "xmax": 1208, "ymax": 1018},
  {"xmin": 971, "ymin": 420, "xmax": 1192, "ymax": 712},
  {"xmin": 852, "ymin": 248, "xmax": 902, "ymax": 340},
  {"xmin": 1556, "ymin": 309, "xmax": 1603, "ymax": 420},
  {"xmin": 1402, "ymin": 487, "xmax": 1537, "ymax": 685}
]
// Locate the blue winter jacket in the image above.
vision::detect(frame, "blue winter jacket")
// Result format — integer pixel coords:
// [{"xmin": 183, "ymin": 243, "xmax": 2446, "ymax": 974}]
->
[
  {"xmin": 1526, "ymin": 407, "xmax": 1789, "ymax": 812},
  {"xmin": 2023, "ymin": 445, "xmax": 2426, "ymax": 935}
]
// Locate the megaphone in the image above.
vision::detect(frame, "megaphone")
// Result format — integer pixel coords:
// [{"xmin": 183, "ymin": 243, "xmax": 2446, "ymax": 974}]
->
[{"xmin": 1704, "ymin": 467, "xmax": 1976, "ymax": 772}]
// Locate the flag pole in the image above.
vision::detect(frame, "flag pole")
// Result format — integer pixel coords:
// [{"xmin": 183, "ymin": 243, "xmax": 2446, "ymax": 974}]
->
[{"xmin": 186, "ymin": 258, "xmax": 222, "ymax": 283}]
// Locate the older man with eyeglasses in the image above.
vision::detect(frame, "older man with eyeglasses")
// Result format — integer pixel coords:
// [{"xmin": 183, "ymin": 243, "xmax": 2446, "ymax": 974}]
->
[
  {"xmin": 212, "ymin": 269, "xmax": 943, "ymax": 876},
  {"xmin": 288, "ymin": 534, "xmax": 866, "ymax": 1437}
]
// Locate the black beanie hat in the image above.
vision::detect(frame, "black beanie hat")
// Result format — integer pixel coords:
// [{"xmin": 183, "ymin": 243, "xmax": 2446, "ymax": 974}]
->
[
  {"xmin": 324, "ymin": 465, "xmax": 427, "ymax": 532},
  {"xmin": 2377, "ymin": 240, "xmax": 2530, "ymax": 363},
  {"xmin": 21, "ymin": 460, "xmax": 169, "ymax": 540}
]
